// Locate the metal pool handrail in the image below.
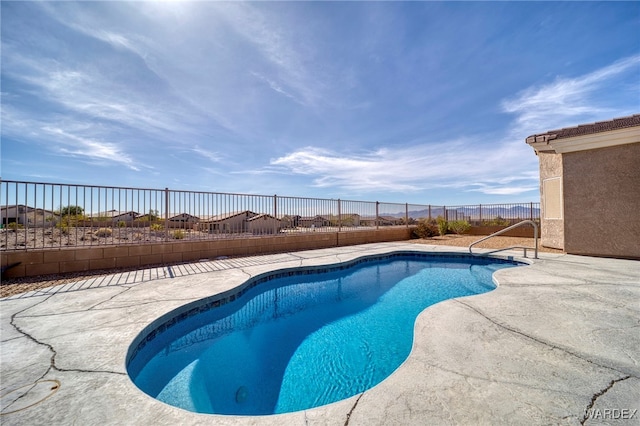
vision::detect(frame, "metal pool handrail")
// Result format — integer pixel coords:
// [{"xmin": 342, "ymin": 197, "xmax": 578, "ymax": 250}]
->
[{"xmin": 468, "ymin": 220, "xmax": 539, "ymax": 259}]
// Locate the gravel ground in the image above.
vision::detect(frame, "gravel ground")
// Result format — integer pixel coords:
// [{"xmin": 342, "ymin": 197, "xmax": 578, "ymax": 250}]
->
[
  {"xmin": 0, "ymin": 235, "xmax": 560, "ymax": 298},
  {"xmin": 409, "ymin": 234, "xmax": 559, "ymax": 251},
  {"xmin": 0, "ymin": 227, "xmax": 220, "ymax": 250}
]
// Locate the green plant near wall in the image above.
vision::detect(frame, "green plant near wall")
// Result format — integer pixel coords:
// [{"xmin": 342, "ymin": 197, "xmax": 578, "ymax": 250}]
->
[
  {"xmin": 449, "ymin": 220, "xmax": 471, "ymax": 235},
  {"xmin": 148, "ymin": 209, "xmax": 160, "ymax": 221},
  {"xmin": 56, "ymin": 214, "xmax": 83, "ymax": 234},
  {"xmin": 436, "ymin": 216, "xmax": 448, "ymax": 236},
  {"xmin": 59, "ymin": 205, "xmax": 84, "ymax": 216},
  {"xmin": 117, "ymin": 220, "xmax": 127, "ymax": 228},
  {"xmin": 412, "ymin": 218, "xmax": 439, "ymax": 238},
  {"xmin": 172, "ymin": 230, "xmax": 185, "ymax": 239},
  {"xmin": 56, "ymin": 222, "xmax": 69, "ymax": 235},
  {"xmin": 483, "ymin": 216, "xmax": 510, "ymax": 226},
  {"xmin": 150, "ymin": 223, "xmax": 163, "ymax": 231}
]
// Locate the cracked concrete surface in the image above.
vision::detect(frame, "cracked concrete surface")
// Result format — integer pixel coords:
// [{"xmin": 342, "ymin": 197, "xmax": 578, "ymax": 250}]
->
[{"xmin": 1, "ymin": 243, "xmax": 638, "ymax": 425}]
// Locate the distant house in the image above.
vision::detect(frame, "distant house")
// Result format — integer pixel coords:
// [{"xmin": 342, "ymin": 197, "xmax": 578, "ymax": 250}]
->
[
  {"xmin": 334, "ymin": 213, "xmax": 361, "ymax": 227},
  {"xmin": 298, "ymin": 215, "xmax": 330, "ymax": 228},
  {"xmin": 360, "ymin": 215, "xmax": 402, "ymax": 227},
  {"xmin": 0, "ymin": 205, "xmax": 57, "ymax": 227},
  {"xmin": 135, "ymin": 213, "xmax": 158, "ymax": 222},
  {"xmin": 91, "ymin": 210, "xmax": 140, "ymax": 222},
  {"xmin": 279, "ymin": 215, "xmax": 300, "ymax": 229},
  {"xmin": 168, "ymin": 213, "xmax": 200, "ymax": 224},
  {"xmin": 378, "ymin": 215, "xmax": 403, "ymax": 226},
  {"xmin": 526, "ymin": 114, "xmax": 640, "ymax": 259},
  {"xmin": 199, "ymin": 211, "xmax": 259, "ymax": 233},
  {"xmin": 246, "ymin": 214, "xmax": 282, "ymax": 235}
]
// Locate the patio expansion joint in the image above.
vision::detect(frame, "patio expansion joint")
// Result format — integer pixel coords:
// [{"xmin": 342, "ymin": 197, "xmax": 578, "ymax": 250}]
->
[
  {"xmin": 9, "ymin": 296, "xmax": 126, "ymax": 378},
  {"xmin": 454, "ymin": 299, "xmax": 637, "ymax": 378},
  {"xmin": 344, "ymin": 392, "xmax": 365, "ymax": 426},
  {"xmin": 86, "ymin": 285, "xmax": 133, "ymax": 311},
  {"xmin": 9, "ymin": 295, "xmax": 56, "ymax": 379},
  {"xmin": 237, "ymin": 268, "xmax": 253, "ymax": 280},
  {"xmin": 579, "ymin": 375, "xmax": 632, "ymax": 426}
]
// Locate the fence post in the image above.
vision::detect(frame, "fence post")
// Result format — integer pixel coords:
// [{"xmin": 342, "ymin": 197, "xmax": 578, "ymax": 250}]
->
[
  {"xmin": 274, "ymin": 194, "xmax": 277, "ymax": 218},
  {"xmin": 444, "ymin": 206, "xmax": 447, "ymax": 222},
  {"xmin": 338, "ymin": 199, "xmax": 342, "ymax": 232},
  {"xmin": 164, "ymin": 188, "xmax": 169, "ymax": 241},
  {"xmin": 376, "ymin": 201, "xmax": 379, "ymax": 230},
  {"xmin": 479, "ymin": 204, "xmax": 482, "ymax": 225},
  {"xmin": 405, "ymin": 203, "xmax": 409, "ymax": 228},
  {"xmin": 530, "ymin": 202, "xmax": 533, "ymax": 221},
  {"xmin": 428, "ymin": 205, "xmax": 431, "ymax": 221}
]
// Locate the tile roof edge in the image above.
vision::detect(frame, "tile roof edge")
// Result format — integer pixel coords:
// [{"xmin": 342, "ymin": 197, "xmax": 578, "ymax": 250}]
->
[{"xmin": 525, "ymin": 114, "xmax": 640, "ymax": 143}]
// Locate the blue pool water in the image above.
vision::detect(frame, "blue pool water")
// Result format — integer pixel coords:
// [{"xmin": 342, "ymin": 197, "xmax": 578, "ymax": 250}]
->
[{"xmin": 127, "ymin": 253, "xmax": 520, "ymax": 415}]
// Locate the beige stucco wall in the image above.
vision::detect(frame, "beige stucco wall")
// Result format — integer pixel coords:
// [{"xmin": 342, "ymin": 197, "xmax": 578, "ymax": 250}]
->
[
  {"xmin": 538, "ymin": 151, "xmax": 565, "ymax": 250},
  {"xmin": 562, "ymin": 143, "xmax": 640, "ymax": 259}
]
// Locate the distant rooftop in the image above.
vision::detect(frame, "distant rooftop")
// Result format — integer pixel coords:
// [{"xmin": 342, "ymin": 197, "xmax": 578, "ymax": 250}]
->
[{"xmin": 526, "ymin": 114, "xmax": 640, "ymax": 144}]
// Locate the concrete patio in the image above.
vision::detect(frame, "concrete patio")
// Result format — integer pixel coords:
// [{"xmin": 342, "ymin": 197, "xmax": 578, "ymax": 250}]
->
[{"xmin": 1, "ymin": 242, "xmax": 638, "ymax": 425}]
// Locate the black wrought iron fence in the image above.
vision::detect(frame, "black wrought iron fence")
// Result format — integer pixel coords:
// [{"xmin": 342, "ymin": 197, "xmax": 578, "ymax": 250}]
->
[{"xmin": 0, "ymin": 180, "xmax": 539, "ymax": 251}]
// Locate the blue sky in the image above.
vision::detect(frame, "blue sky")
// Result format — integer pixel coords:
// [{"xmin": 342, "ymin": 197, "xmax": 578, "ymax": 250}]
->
[{"xmin": 1, "ymin": 1, "xmax": 639, "ymax": 205}]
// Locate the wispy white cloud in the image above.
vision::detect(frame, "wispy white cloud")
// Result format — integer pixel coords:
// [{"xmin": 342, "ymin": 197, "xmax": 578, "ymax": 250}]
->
[
  {"xmin": 1, "ymin": 103, "xmax": 143, "ymax": 171},
  {"xmin": 270, "ymin": 142, "xmax": 538, "ymax": 196},
  {"xmin": 502, "ymin": 54, "xmax": 640, "ymax": 135},
  {"xmin": 466, "ymin": 174, "xmax": 539, "ymax": 195},
  {"xmin": 43, "ymin": 126, "xmax": 142, "ymax": 171},
  {"xmin": 9, "ymin": 53, "xmax": 188, "ymax": 137},
  {"xmin": 189, "ymin": 146, "xmax": 222, "ymax": 163},
  {"xmin": 251, "ymin": 71, "xmax": 300, "ymax": 103},
  {"xmin": 218, "ymin": 3, "xmax": 330, "ymax": 109},
  {"xmin": 266, "ymin": 53, "xmax": 640, "ymax": 197}
]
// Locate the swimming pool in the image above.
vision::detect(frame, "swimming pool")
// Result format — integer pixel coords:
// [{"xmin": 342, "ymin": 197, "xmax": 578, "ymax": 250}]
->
[{"xmin": 126, "ymin": 252, "xmax": 521, "ymax": 415}]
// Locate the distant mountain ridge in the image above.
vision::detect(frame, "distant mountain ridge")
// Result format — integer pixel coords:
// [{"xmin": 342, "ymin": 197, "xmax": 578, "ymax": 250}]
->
[{"xmin": 383, "ymin": 205, "xmax": 540, "ymax": 220}]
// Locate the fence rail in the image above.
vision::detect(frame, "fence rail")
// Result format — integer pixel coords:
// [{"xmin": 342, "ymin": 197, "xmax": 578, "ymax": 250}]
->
[{"xmin": 0, "ymin": 180, "xmax": 539, "ymax": 251}]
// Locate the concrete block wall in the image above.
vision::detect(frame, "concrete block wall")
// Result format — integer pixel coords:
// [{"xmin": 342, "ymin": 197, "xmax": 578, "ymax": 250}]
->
[{"xmin": 1, "ymin": 228, "xmax": 412, "ymax": 279}]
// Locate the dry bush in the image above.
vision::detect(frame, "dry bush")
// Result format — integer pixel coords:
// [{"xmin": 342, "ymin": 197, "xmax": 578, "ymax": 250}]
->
[{"xmin": 95, "ymin": 228, "xmax": 113, "ymax": 237}]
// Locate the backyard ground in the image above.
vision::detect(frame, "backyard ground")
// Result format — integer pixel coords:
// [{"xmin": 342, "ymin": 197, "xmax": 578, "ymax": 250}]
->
[
  {"xmin": 0, "ymin": 226, "xmax": 216, "ymax": 250},
  {"xmin": 409, "ymin": 234, "xmax": 560, "ymax": 251},
  {"xmin": 0, "ymin": 235, "xmax": 559, "ymax": 298}
]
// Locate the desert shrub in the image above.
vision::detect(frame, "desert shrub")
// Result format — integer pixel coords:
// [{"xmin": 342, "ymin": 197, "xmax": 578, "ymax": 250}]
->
[
  {"xmin": 412, "ymin": 219, "xmax": 439, "ymax": 238},
  {"xmin": 6, "ymin": 222, "xmax": 24, "ymax": 231},
  {"xmin": 95, "ymin": 228, "xmax": 112, "ymax": 237},
  {"xmin": 436, "ymin": 216, "xmax": 448, "ymax": 236},
  {"xmin": 483, "ymin": 216, "xmax": 510, "ymax": 226},
  {"xmin": 117, "ymin": 220, "xmax": 127, "ymax": 228},
  {"xmin": 59, "ymin": 205, "xmax": 84, "ymax": 216},
  {"xmin": 80, "ymin": 233, "xmax": 98, "ymax": 242},
  {"xmin": 56, "ymin": 221, "xmax": 69, "ymax": 235},
  {"xmin": 56, "ymin": 214, "xmax": 83, "ymax": 229},
  {"xmin": 449, "ymin": 220, "xmax": 471, "ymax": 235},
  {"xmin": 172, "ymin": 230, "xmax": 185, "ymax": 239},
  {"xmin": 150, "ymin": 223, "xmax": 163, "ymax": 231}
]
